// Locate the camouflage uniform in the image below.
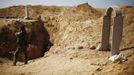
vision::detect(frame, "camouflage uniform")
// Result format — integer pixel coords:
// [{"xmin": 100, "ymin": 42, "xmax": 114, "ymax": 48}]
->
[{"xmin": 13, "ymin": 25, "xmax": 28, "ymax": 66}]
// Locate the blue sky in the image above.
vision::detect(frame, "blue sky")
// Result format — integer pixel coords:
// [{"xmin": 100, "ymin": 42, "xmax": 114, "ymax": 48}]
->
[{"xmin": 0, "ymin": 0, "xmax": 134, "ymax": 8}]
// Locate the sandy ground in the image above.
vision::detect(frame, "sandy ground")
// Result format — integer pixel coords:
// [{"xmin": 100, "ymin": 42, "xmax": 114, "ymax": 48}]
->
[
  {"xmin": 0, "ymin": 48, "xmax": 134, "ymax": 75},
  {"xmin": 0, "ymin": 4, "xmax": 134, "ymax": 75}
]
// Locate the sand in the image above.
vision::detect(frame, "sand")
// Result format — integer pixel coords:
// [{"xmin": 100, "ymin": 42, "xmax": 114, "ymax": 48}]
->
[{"xmin": 0, "ymin": 3, "xmax": 134, "ymax": 75}]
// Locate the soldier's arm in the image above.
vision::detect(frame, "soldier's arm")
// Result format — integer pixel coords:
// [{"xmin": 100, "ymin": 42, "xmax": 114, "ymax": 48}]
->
[{"xmin": 15, "ymin": 32, "xmax": 21, "ymax": 44}]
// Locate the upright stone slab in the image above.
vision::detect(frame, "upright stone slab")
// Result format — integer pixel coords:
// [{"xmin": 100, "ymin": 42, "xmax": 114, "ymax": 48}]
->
[
  {"xmin": 111, "ymin": 16, "xmax": 123, "ymax": 55},
  {"xmin": 101, "ymin": 16, "xmax": 111, "ymax": 50},
  {"xmin": 96, "ymin": 6, "xmax": 123, "ymax": 56}
]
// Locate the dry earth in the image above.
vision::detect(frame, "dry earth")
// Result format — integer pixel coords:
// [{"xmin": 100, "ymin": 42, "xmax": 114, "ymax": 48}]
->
[{"xmin": 0, "ymin": 3, "xmax": 134, "ymax": 75}]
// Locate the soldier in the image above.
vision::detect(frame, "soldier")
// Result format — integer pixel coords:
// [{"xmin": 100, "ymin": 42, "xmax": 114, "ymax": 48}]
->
[{"xmin": 13, "ymin": 22, "xmax": 28, "ymax": 66}]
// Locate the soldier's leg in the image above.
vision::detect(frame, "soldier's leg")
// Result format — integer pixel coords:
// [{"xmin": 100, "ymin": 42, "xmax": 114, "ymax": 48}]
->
[
  {"xmin": 13, "ymin": 46, "xmax": 20, "ymax": 66},
  {"xmin": 23, "ymin": 47, "xmax": 28, "ymax": 64}
]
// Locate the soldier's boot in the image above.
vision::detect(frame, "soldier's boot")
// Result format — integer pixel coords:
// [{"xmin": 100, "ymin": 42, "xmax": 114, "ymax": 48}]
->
[
  {"xmin": 24, "ymin": 56, "xmax": 28, "ymax": 64},
  {"xmin": 25, "ymin": 60, "xmax": 28, "ymax": 64},
  {"xmin": 24, "ymin": 50, "xmax": 28, "ymax": 64},
  {"xmin": 13, "ymin": 54, "xmax": 17, "ymax": 66},
  {"xmin": 13, "ymin": 47, "xmax": 19, "ymax": 66}
]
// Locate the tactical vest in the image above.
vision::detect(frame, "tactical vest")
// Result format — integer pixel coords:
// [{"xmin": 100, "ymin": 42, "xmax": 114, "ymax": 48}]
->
[{"xmin": 16, "ymin": 31, "xmax": 28, "ymax": 47}]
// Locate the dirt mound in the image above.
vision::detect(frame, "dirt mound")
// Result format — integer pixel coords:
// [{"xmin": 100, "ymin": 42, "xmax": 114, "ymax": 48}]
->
[
  {"xmin": 44, "ymin": 6, "xmax": 134, "ymax": 75},
  {"xmin": 0, "ymin": 4, "xmax": 102, "ymax": 20},
  {"xmin": 77, "ymin": 3, "xmax": 99, "ymax": 13},
  {"xmin": 0, "ymin": 6, "xmax": 25, "ymax": 18},
  {"xmin": 77, "ymin": 3, "xmax": 93, "ymax": 9},
  {"xmin": 120, "ymin": 6, "xmax": 134, "ymax": 49},
  {"xmin": 0, "ymin": 5, "xmax": 62, "ymax": 19},
  {"xmin": 77, "ymin": 3, "xmax": 102, "ymax": 18}
]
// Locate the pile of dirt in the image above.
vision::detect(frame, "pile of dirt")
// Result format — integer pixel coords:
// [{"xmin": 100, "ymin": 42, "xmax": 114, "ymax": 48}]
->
[
  {"xmin": 77, "ymin": 3, "xmax": 102, "ymax": 18},
  {"xmin": 0, "ymin": 3, "xmax": 102, "ymax": 20},
  {"xmin": 43, "ymin": 6, "xmax": 134, "ymax": 75},
  {"xmin": 120, "ymin": 6, "xmax": 134, "ymax": 49},
  {"xmin": 0, "ymin": 5, "xmax": 62, "ymax": 19},
  {"xmin": 0, "ymin": 6, "xmax": 25, "ymax": 18}
]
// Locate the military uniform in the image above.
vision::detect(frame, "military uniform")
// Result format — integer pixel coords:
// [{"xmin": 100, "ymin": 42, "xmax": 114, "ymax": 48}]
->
[{"xmin": 13, "ymin": 26, "xmax": 28, "ymax": 66}]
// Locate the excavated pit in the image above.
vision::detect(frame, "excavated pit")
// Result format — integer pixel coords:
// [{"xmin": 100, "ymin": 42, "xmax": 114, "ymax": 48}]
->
[{"xmin": 0, "ymin": 19, "xmax": 53, "ymax": 60}]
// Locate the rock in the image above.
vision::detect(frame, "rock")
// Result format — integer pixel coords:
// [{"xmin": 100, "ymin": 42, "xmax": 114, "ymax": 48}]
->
[
  {"xmin": 70, "ymin": 57, "xmax": 73, "ymax": 60},
  {"xmin": 96, "ymin": 67, "xmax": 102, "ymax": 71},
  {"xmin": 90, "ymin": 45, "xmax": 96, "ymax": 49},
  {"xmin": 78, "ymin": 46, "xmax": 84, "ymax": 49}
]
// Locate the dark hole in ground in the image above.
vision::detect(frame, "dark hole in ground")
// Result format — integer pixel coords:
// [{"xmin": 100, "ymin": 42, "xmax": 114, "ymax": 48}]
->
[{"xmin": 0, "ymin": 19, "xmax": 53, "ymax": 61}]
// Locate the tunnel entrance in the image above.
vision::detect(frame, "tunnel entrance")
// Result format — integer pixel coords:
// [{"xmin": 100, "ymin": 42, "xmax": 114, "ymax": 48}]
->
[{"xmin": 0, "ymin": 19, "xmax": 53, "ymax": 61}]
